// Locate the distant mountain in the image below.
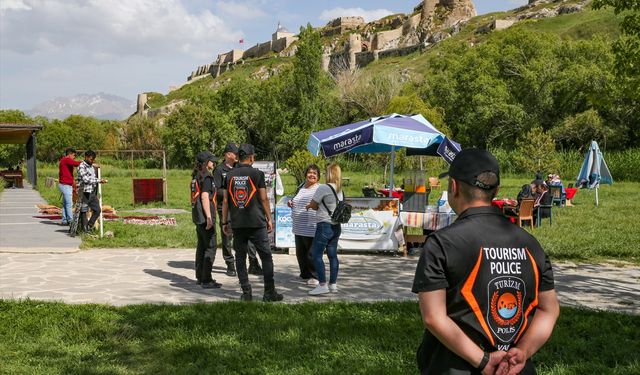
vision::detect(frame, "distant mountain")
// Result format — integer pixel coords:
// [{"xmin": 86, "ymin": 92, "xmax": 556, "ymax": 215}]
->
[{"xmin": 28, "ymin": 93, "xmax": 135, "ymax": 120}]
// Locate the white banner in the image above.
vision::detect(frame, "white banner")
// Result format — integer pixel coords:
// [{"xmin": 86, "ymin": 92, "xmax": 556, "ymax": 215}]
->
[{"xmin": 275, "ymin": 197, "xmax": 401, "ymax": 251}]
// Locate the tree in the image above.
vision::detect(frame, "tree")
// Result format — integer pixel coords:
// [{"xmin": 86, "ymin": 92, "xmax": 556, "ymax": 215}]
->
[
  {"xmin": 293, "ymin": 24, "xmax": 324, "ymax": 133},
  {"xmin": 552, "ymin": 109, "xmax": 613, "ymax": 149},
  {"xmin": 0, "ymin": 110, "xmax": 33, "ymax": 166},
  {"xmin": 513, "ymin": 127, "xmax": 560, "ymax": 175},
  {"xmin": 593, "ymin": 0, "xmax": 640, "ymax": 144}
]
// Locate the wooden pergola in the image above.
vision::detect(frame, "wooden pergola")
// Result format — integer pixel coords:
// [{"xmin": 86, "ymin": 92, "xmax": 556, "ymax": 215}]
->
[{"xmin": 0, "ymin": 123, "xmax": 43, "ymax": 188}]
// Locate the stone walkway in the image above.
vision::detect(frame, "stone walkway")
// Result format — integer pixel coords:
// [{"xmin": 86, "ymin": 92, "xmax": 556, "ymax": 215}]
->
[
  {"xmin": 0, "ymin": 185, "xmax": 81, "ymax": 253},
  {"xmin": 0, "ymin": 248, "xmax": 638, "ymax": 314}
]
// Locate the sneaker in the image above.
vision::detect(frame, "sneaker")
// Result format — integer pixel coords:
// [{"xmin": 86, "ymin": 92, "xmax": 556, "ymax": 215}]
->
[
  {"xmin": 309, "ymin": 284, "xmax": 330, "ymax": 296},
  {"xmin": 225, "ymin": 263, "xmax": 237, "ymax": 277},
  {"xmin": 306, "ymin": 278, "xmax": 319, "ymax": 286},
  {"xmin": 263, "ymin": 289, "xmax": 284, "ymax": 302},
  {"xmin": 196, "ymin": 280, "xmax": 202, "ymax": 286},
  {"xmin": 329, "ymin": 283, "xmax": 338, "ymax": 293},
  {"xmin": 201, "ymin": 281, "xmax": 222, "ymax": 289}
]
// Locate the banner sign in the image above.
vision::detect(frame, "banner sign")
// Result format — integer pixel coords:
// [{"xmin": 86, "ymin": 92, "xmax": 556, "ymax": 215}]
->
[
  {"xmin": 275, "ymin": 197, "xmax": 401, "ymax": 251},
  {"xmin": 437, "ymin": 137, "xmax": 462, "ymax": 165},
  {"xmin": 253, "ymin": 161, "xmax": 276, "ymax": 247}
]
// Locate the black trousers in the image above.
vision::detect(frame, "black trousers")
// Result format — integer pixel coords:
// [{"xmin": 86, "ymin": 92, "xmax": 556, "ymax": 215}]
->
[
  {"xmin": 195, "ymin": 223, "xmax": 216, "ymax": 283},
  {"xmin": 217, "ymin": 209, "xmax": 257, "ymax": 261},
  {"xmin": 294, "ymin": 235, "xmax": 316, "ymax": 279},
  {"xmin": 232, "ymin": 227, "xmax": 274, "ymax": 291},
  {"xmin": 80, "ymin": 192, "xmax": 101, "ymax": 229}
]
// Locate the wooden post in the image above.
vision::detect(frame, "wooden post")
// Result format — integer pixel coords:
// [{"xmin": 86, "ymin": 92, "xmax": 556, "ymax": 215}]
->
[{"xmin": 162, "ymin": 150, "xmax": 168, "ymax": 204}]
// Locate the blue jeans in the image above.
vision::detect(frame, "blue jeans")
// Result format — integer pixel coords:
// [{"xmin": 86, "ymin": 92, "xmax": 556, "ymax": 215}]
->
[
  {"xmin": 58, "ymin": 183, "xmax": 73, "ymax": 224},
  {"xmin": 311, "ymin": 222, "xmax": 341, "ymax": 284}
]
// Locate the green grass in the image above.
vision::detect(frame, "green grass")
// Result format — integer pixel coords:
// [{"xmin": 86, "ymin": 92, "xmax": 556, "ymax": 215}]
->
[
  {"xmin": 35, "ymin": 165, "xmax": 640, "ymax": 262},
  {"xmin": 0, "ymin": 300, "xmax": 638, "ymax": 374}
]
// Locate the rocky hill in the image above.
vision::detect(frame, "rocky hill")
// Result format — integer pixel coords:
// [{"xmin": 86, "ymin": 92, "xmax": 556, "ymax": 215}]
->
[
  {"xmin": 139, "ymin": 0, "xmax": 609, "ymax": 115},
  {"xmin": 29, "ymin": 93, "xmax": 135, "ymax": 120}
]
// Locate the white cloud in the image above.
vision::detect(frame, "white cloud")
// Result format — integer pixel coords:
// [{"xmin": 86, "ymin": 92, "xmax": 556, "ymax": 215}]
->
[
  {"xmin": 319, "ymin": 7, "xmax": 394, "ymax": 23},
  {"xmin": 0, "ymin": 0, "xmax": 242, "ymax": 59},
  {"xmin": 216, "ymin": 1, "xmax": 266, "ymax": 20},
  {"xmin": 0, "ymin": 0, "xmax": 31, "ymax": 11}
]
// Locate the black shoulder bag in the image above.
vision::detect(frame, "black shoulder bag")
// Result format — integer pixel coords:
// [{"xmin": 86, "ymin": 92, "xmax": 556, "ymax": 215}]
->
[{"xmin": 322, "ymin": 184, "xmax": 352, "ymax": 224}]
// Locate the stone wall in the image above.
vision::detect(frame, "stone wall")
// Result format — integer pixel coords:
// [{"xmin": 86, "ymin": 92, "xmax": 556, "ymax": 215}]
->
[
  {"xmin": 272, "ymin": 36, "xmax": 297, "ymax": 53},
  {"xmin": 372, "ymin": 27, "xmax": 404, "ymax": 51}
]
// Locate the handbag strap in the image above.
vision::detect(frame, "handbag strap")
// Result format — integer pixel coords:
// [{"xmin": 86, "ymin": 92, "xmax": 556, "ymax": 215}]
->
[{"xmin": 321, "ymin": 184, "xmax": 344, "ymax": 215}]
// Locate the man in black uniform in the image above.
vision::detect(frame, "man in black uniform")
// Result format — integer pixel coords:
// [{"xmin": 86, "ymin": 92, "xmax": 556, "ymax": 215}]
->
[
  {"xmin": 213, "ymin": 142, "xmax": 263, "ymax": 277},
  {"xmin": 191, "ymin": 151, "xmax": 222, "ymax": 289},
  {"xmin": 412, "ymin": 149, "xmax": 559, "ymax": 375},
  {"xmin": 221, "ymin": 144, "xmax": 283, "ymax": 302}
]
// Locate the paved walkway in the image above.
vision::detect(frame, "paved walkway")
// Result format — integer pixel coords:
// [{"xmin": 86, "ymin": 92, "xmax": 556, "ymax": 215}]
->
[
  {"xmin": 0, "ymin": 185, "xmax": 81, "ymax": 253},
  {"xmin": 0, "ymin": 248, "xmax": 638, "ymax": 314}
]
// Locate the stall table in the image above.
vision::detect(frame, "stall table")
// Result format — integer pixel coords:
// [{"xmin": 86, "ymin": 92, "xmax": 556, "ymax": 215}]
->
[
  {"xmin": 400, "ymin": 208, "xmax": 457, "ymax": 232},
  {"xmin": 565, "ymin": 187, "xmax": 578, "ymax": 206}
]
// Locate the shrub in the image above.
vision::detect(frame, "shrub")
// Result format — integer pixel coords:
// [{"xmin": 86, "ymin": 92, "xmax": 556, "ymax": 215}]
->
[{"xmin": 284, "ymin": 150, "xmax": 326, "ymax": 185}]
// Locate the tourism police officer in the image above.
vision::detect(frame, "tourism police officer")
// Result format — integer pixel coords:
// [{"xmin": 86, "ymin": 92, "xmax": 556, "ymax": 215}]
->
[
  {"xmin": 412, "ymin": 149, "xmax": 559, "ymax": 375},
  {"xmin": 221, "ymin": 144, "xmax": 283, "ymax": 302},
  {"xmin": 213, "ymin": 142, "xmax": 264, "ymax": 277}
]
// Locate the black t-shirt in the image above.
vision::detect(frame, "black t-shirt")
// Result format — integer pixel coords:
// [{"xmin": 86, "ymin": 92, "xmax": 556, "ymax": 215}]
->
[
  {"xmin": 191, "ymin": 173, "xmax": 216, "ymax": 225},
  {"xmin": 213, "ymin": 162, "xmax": 234, "ymax": 207},
  {"xmin": 412, "ymin": 206, "xmax": 555, "ymax": 374},
  {"xmin": 224, "ymin": 163, "xmax": 266, "ymax": 229}
]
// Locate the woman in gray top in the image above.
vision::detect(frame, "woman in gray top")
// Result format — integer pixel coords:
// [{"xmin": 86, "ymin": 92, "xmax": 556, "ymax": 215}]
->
[{"xmin": 305, "ymin": 163, "xmax": 343, "ymax": 295}]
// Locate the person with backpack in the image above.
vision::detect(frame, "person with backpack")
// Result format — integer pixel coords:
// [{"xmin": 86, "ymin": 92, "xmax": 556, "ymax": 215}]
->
[
  {"xmin": 191, "ymin": 151, "xmax": 222, "ymax": 289},
  {"xmin": 305, "ymin": 163, "xmax": 349, "ymax": 296}
]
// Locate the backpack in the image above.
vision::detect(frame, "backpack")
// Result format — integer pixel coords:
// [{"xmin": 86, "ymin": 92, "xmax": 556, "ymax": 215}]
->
[{"xmin": 322, "ymin": 184, "xmax": 352, "ymax": 224}]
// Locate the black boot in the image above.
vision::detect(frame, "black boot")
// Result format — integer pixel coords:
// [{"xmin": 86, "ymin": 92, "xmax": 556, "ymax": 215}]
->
[
  {"xmin": 226, "ymin": 262, "xmax": 237, "ymax": 277},
  {"xmin": 248, "ymin": 258, "xmax": 263, "ymax": 276},
  {"xmin": 263, "ymin": 287, "xmax": 283, "ymax": 302},
  {"xmin": 240, "ymin": 286, "xmax": 252, "ymax": 301}
]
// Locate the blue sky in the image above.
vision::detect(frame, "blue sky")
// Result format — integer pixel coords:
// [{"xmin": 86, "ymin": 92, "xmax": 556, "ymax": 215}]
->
[{"xmin": 0, "ymin": 0, "xmax": 526, "ymax": 111}]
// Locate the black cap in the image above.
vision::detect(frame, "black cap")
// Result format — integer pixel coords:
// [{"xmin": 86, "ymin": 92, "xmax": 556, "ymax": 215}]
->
[
  {"xmin": 238, "ymin": 143, "xmax": 255, "ymax": 158},
  {"xmin": 439, "ymin": 148, "xmax": 500, "ymax": 190},
  {"xmin": 223, "ymin": 142, "xmax": 239, "ymax": 154},
  {"xmin": 196, "ymin": 151, "xmax": 218, "ymax": 164}
]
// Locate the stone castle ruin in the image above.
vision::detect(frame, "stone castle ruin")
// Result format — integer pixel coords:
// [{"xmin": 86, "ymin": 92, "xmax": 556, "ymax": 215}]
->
[
  {"xmin": 136, "ymin": 0, "xmax": 584, "ymax": 115},
  {"xmin": 187, "ymin": 22, "xmax": 297, "ymax": 83},
  {"xmin": 184, "ymin": 0, "xmax": 477, "ymax": 85}
]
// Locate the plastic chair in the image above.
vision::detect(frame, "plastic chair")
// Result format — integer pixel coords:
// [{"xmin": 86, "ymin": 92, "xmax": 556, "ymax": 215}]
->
[
  {"xmin": 536, "ymin": 203, "xmax": 553, "ymax": 227},
  {"xmin": 428, "ymin": 177, "xmax": 441, "ymax": 190},
  {"xmin": 518, "ymin": 199, "xmax": 535, "ymax": 230},
  {"xmin": 362, "ymin": 187, "xmax": 384, "ymax": 198},
  {"xmin": 549, "ymin": 185, "xmax": 565, "ymax": 207}
]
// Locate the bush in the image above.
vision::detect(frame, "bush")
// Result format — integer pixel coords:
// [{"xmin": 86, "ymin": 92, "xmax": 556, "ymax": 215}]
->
[{"xmin": 284, "ymin": 150, "xmax": 326, "ymax": 185}]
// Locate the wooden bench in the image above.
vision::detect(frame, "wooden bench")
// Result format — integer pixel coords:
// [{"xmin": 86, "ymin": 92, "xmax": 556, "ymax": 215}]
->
[{"xmin": 341, "ymin": 177, "xmax": 350, "ymax": 186}]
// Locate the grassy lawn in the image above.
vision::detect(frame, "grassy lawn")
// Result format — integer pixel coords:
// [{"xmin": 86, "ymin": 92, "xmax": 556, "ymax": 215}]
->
[
  {"xmin": 35, "ymin": 165, "xmax": 640, "ymax": 263},
  {"xmin": 0, "ymin": 300, "xmax": 638, "ymax": 374}
]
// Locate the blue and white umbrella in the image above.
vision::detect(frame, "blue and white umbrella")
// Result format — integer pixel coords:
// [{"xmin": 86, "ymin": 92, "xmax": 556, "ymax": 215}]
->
[
  {"xmin": 576, "ymin": 140, "xmax": 613, "ymax": 206},
  {"xmin": 307, "ymin": 113, "xmax": 458, "ymax": 195}
]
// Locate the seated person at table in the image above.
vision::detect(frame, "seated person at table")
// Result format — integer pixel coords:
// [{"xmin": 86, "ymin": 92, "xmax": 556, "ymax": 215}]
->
[
  {"xmin": 548, "ymin": 174, "xmax": 566, "ymax": 201},
  {"xmin": 504, "ymin": 184, "xmax": 534, "ymax": 217},
  {"xmin": 533, "ymin": 182, "xmax": 552, "ymax": 222}
]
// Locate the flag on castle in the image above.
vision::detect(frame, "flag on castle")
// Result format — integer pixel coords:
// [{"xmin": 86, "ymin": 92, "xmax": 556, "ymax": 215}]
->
[{"xmin": 239, "ymin": 38, "xmax": 244, "ymax": 44}]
